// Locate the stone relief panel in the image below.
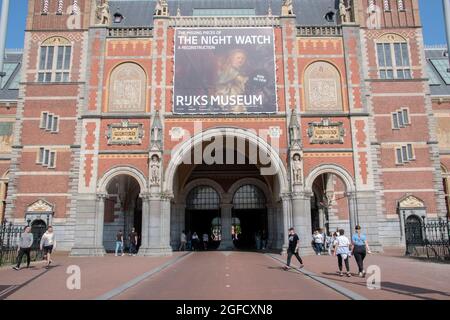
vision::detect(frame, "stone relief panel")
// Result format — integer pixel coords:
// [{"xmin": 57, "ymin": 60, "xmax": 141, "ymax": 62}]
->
[
  {"xmin": 437, "ymin": 117, "xmax": 450, "ymax": 150},
  {"xmin": 108, "ymin": 63, "xmax": 146, "ymax": 112},
  {"xmin": 0, "ymin": 122, "xmax": 13, "ymax": 153},
  {"xmin": 304, "ymin": 61, "xmax": 343, "ymax": 111}
]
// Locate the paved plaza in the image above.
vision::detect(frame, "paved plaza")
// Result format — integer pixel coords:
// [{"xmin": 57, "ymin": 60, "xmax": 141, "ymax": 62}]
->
[{"xmin": 0, "ymin": 250, "xmax": 449, "ymax": 300}]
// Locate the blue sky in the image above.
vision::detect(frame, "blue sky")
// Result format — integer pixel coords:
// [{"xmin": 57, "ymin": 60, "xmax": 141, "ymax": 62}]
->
[{"xmin": 0, "ymin": 0, "xmax": 447, "ymax": 48}]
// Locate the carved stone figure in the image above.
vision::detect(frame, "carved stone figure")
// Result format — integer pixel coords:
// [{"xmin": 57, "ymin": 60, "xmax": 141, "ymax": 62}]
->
[
  {"xmin": 292, "ymin": 154, "xmax": 302, "ymax": 185},
  {"xmin": 150, "ymin": 155, "xmax": 161, "ymax": 185},
  {"xmin": 96, "ymin": 0, "xmax": 110, "ymax": 25},
  {"xmin": 339, "ymin": 0, "xmax": 351, "ymax": 23},
  {"xmin": 281, "ymin": 0, "xmax": 294, "ymax": 16}
]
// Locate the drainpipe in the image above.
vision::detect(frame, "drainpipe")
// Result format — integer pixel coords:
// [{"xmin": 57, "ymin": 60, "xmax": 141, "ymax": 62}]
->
[
  {"xmin": 0, "ymin": 0, "xmax": 10, "ymax": 88},
  {"xmin": 444, "ymin": 0, "xmax": 450, "ymax": 68}
]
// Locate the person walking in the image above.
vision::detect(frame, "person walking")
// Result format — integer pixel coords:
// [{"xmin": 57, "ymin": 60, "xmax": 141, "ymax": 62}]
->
[
  {"xmin": 312, "ymin": 230, "xmax": 324, "ymax": 255},
  {"xmin": 192, "ymin": 232, "xmax": 199, "ymax": 251},
  {"xmin": 333, "ymin": 228, "xmax": 351, "ymax": 277},
  {"xmin": 129, "ymin": 228, "xmax": 138, "ymax": 256},
  {"xmin": 186, "ymin": 231, "xmax": 192, "ymax": 251},
  {"xmin": 284, "ymin": 227, "xmax": 304, "ymax": 270},
  {"xmin": 202, "ymin": 233, "xmax": 209, "ymax": 251},
  {"xmin": 115, "ymin": 230, "xmax": 124, "ymax": 256},
  {"xmin": 327, "ymin": 232, "xmax": 336, "ymax": 255},
  {"xmin": 351, "ymin": 225, "xmax": 372, "ymax": 277},
  {"xmin": 40, "ymin": 226, "xmax": 56, "ymax": 269},
  {"xmin": 261, "ymin": 230, "xmax": 268, "ymax": 250},
  {"xmin": 13, "ymin": 226, "xmax": 34, "ymax": 270},
  {"xmin": 179, "ymin": 230, "xmax": 187, "ymax": 251}
]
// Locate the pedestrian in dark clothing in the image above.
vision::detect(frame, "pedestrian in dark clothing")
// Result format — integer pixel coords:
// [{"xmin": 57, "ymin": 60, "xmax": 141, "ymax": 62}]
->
[
  {"xmin": 284, "ymin": 227, "xmax": 304, "ymax": 270},
  {"xmin": 129, "ymin": 228, "xmax": 138, "ymax": 256}
]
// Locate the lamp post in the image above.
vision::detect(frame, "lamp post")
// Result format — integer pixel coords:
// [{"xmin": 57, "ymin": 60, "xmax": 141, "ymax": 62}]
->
[
  {"xmin": 443, "ymin": 0, "xmax": 450, "ymax": 69},
  {"xmin": 0, "ymin": 0, "xmax": 10, "ymax": 87}
]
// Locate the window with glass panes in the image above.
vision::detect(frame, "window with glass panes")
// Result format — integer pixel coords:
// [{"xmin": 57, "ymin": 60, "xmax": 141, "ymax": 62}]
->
[
  {"xmin": 37, "ymin": 147, "xmax": 57, "ymax": 168},
  {"xmin": 38, "ymin": 37, "xmax": 72, "ymax": 83},
  {"xmin": 395, "ymin": 144, "xmax": 415, "ymax": 164},
  {"xmin": 376, "ymin": 35, "xmax": 411, "ymax": 79},
  {"xmin": 392, "ymin": 108, "xmax": 410, "ymax": 129}
]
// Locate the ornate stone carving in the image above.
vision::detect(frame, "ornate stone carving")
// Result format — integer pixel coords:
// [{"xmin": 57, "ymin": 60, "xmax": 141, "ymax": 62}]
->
[
  {"xmin": 289, "ymin": 109, "xmax": 302, "ymax": 149},
  {"xmin": 307, "ymin": 119, "xmax": 345, "ymax": 144},
  {"xmin": 106, "ymin": 120, "xmax": 144, "ymax": 145},
  {"xmin": 399, "ymin": 195, "xmax": 425, "ymax": 209},
  {"xmin": 154, "ymin": 0, "xmax": 169, "ymax": 17},
  {"xmin": 281, "ymin": 0, "xmax": 294, "ymax": 16},
  {"xmin": 151, "ymin": 111, "xmax": 163, "ymax": 151},
  {"xmin": 95, "ymin": 0, "xmax": 110, "ymax": 25},
  {"xmin": 304, "ymin": 61, "xmax": 343, "ymax": 111},
  {"xmin": 26, "ymin": 199, "xmax": 54, "ymax": 213},
  {"xmin": 268, "ymin": 126, "xmax": 281, "ymax": 139},
  {"xmin": 150, "ymin": 155, "xmax": 161, "ymax": 185},
  {"xmin": 292, "ymin": 153, "xmax": 303, "ymax": 185},
  {"xmin": 169, "ymin": 127, "xmax": 186, "ymax": 141},
  {"xmin": 108, "ymin": 63, "xmax": 146, "ymax": 112},
  {"xmin": 339, "ymin": 0, "xmax": 352, "ymax": 23}
]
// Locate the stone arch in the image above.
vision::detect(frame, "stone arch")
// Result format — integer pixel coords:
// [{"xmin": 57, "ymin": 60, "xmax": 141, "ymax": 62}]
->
[
  {"xmin": 303, "ymin": 60, "xmax": 344, "ymax": 111},
  {"xmin": 304, "ymin": 164, "xmax": 355, "ymax": 194},
  {"xmin": 164, "ymin": 127, "xmax": 289, "ymax": 196},
  {"xmin": 97, "ymin": 166, "xmax": 148, "ymax": 194},
  {"xmin": 106, "ymin": 62, "xmax": 147, "ymax": 113},
  {"xmin": 227, "ymin": 178, "xmax": 274, "ymax": 206},
  {"xmin": 377, "ymin": 33, "xmax": 408, "ymax": 43}
]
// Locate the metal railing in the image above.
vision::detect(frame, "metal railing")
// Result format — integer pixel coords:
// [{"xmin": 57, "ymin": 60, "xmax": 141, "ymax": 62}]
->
[
  {"xmin": 405, "ymin": 218, "xmax": 450, "ymax": 261},
  {"xmin": 0, "ymin": 222, "xmax": 46, "ymax": 266}
]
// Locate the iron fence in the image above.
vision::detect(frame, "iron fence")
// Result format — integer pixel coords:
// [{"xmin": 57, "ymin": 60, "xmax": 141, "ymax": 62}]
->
[
  {"xmin": 0, "ymin": 222, "xmax": 46, "ymax": 266},
  {"xmin": 405, "ymin": 218, "xmax": 450, "ymax": 261}
]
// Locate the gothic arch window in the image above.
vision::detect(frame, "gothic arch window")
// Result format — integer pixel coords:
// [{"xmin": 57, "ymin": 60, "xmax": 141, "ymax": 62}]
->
[
  {"xmin": 186, "ymin": 186, "xmax": 220, "ymax": 210},
  {"xmin": 375, "ymin": 33, "xmax": 411, "ymax": 79},
  {"xmin": 442, "ymin": 164, "xmax": 450, "ymax": 217},
  {"xmin": 38, "ymin": 36, "xmax": 72, "ymax": 83},
  {"xmin": 304, "ymin": 61, "xmax": 343, "ymax": 111},
  {"xmin": 107, "ymin": 62, "xmax": 147, "ymax": 112},
  {"xmin": 232, "ymin": 185, "xmax": 266, "ymax": 210}
]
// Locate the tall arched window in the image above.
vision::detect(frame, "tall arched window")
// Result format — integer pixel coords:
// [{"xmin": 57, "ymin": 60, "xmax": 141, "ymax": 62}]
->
[
  {"xmin": 233, "ymin": 185, "xmax": 266, "ymax": 209},
  {"xmin": 376, "ymin": 34, "xmax": 411, "ymax": 79},
  {"xmin": 38, "ymin": 36, "xmax": 72, "ymax": 83},
  {"xmin": 186, "ymin": 186, "xmax": 220, "ymax": 210},
  {"xmin": 304, "ymin": 61, "xmax": 343, "ymax": 111},
  {"xmin": 108, "ymin": 63, "xmax": 147, "ymax": 112}
]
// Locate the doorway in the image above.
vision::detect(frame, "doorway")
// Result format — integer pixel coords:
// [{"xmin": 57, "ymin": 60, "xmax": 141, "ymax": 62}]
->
[
  {"xmin": 232, "ymin": 185, "xmax": 267, "ymax": 250},
  {"xmin": 185, "ymin": 185, "xmax": 221, "ymax": 250}
]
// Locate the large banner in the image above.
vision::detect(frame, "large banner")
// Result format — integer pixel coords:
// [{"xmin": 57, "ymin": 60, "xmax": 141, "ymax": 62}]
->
[{"xmin": 173, "ymin": 28, "xmax": 277, "ymax": 114}]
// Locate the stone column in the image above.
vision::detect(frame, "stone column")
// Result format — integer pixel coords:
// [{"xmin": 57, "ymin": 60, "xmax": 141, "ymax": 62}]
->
[
  {"xmin": 347, "ymin": 192, "xmax": 357, "ymax": 234},
  {"xmin": 281, "ymin": 194, "xmax": 291, "ymax": 254},
  {"xmin": 160, "ymin": 195, "xmax": 173, "ymax": 254},
  {"xmin": 291, "ymin": 192, "xmax": 314, "ymax": 255},
  {"xmin": 318, "ymin": 208, "xmax": 325, "ymax": 229},
  {"xmin": 170, "ymin": 204, "xmax": 185, "ymax": 249},
  {"xmin": 218, "ymin": 204, "xmax": 233, "ymax": 250},
  {"xmin": 95, "ymin": 193, "xmax": 106, "ymax": 249},
  {"xmin": 267, "ymin": 205, "xmax": 275, "ymax": 249},
  {"xmin": 138, "ymin": 193, "xmax": 150, "ymax": 252}
]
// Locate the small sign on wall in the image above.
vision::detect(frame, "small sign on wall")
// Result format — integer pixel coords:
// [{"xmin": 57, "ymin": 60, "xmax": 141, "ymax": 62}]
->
[
  {"xmin": 106, "ymin": 120, "xmax": 144, "ymax": 145},
  {"xmin": 307, "ymin": 119, "xmax": 345, "ymax": 144}
]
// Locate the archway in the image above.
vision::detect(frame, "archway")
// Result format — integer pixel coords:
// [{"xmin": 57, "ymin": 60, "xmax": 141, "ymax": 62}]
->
[
  {"xmin": 231, "ymin": 184, "xmax": 267, "ymax": 250},
  {"xmin": 305, "ymin": 165, "xmax": 356, "ymax": 238},
  {"xmin": 185, "ymin": 185, "xmax": 221, "ymax": 250},
  {"xmin": 30, "ymin": 219, "xmax": 46, "ymax": 249},
  {"xmin": 102, "ymin": 174, "xmax": 142, "ymax": 253},
  {"xmin": 167, "ymin": 128, "xmax": 289, "ymax": 252}
]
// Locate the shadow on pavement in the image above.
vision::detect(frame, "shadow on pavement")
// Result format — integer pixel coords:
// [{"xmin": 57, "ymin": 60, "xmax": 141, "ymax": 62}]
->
[
  {"xmin": 320, "ymin": 272, "xmax": 449, "ymax": 300},
  {"xmin": 0, "ymin": 265, "xmax": 56, "ymax": 300}
]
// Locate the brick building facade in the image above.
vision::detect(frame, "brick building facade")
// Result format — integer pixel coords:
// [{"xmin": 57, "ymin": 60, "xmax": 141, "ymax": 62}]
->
[{"xmin": 1, "ymin": 0, "xmax": 448, "ymax": 255}]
